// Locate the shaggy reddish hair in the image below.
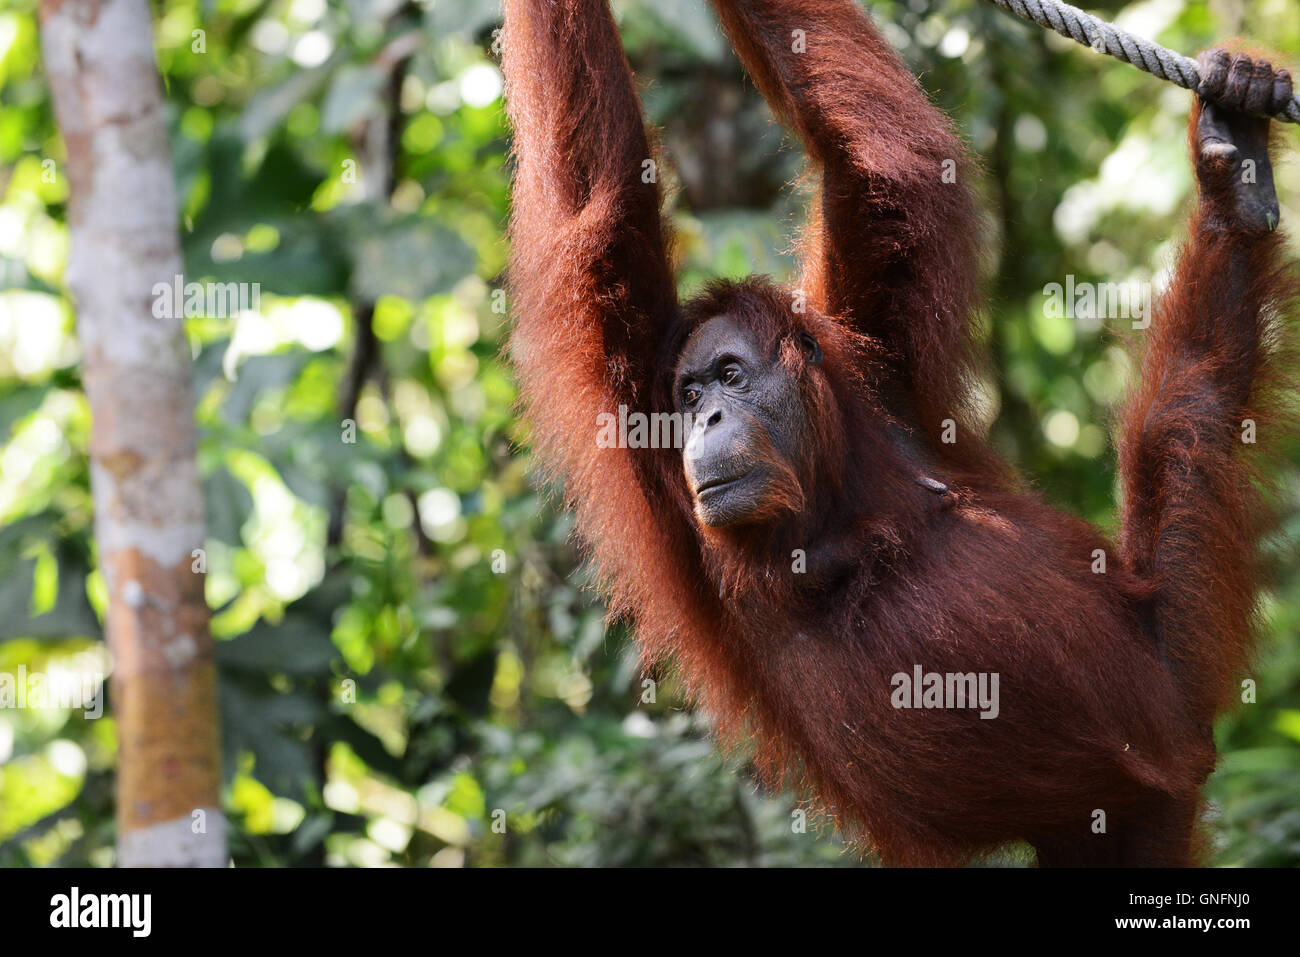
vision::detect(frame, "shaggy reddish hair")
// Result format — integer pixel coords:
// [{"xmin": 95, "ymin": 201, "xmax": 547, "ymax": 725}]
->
[{"xmin": 503, "ymin": 0, "xmax": 1297, "ymax": 865}]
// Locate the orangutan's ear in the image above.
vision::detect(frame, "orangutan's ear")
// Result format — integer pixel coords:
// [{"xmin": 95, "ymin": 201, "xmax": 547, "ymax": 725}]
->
[{"xmin": 798, "ymin": 331, "xmax": 824, "ymax": 365}]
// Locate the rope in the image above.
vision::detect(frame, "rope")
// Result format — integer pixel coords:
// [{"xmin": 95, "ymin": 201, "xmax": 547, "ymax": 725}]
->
[{"xmin": 983, "ymin": 0, "xmax": 1300, "ymax": 125}]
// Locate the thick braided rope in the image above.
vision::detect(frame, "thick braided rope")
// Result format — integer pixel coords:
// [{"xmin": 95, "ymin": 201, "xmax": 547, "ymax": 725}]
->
[{"xmin": 985, "ymin": 0, "xmax": 1300, "ymax": 124}]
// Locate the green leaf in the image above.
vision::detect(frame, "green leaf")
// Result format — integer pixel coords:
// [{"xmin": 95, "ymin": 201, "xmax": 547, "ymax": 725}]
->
[
  {"xmin": 323, "ymin": 713, "xmax": 404, "ymax": 779},
  {"xmin": 0, "ymin": 556, "xmax": 100, "ymax": 643},
  {"xmin": 222, "ymin": 353, "xmax": 310, "ymax": 425},
  {"xmin": 0, "ymin": 385, "xmax": 49, "ymax": 444},
  {"xmin": 204, "ymin": 465, "xmax": 253, "ymax": 545},
  {"xmin": 220, "ymin": 679, "xmax": 320, "ymax": 800},
  {"xmin": 320, "ymin": 64, "xmax": 388, "ymax": 134},
  {"xmin": 239, "ymin": 57, "xmax": 342, "ymax": 143},
  {"xmin": 216, "ymin": 617, "xmax": 339, "ymax": 676},
  {"xmin": 336, "ymin": 210, "xmax": 475, "ymax": 302}
]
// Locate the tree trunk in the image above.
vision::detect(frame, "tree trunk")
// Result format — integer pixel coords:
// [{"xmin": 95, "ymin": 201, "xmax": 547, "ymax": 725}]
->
[{"xmin": 39, "ymin": 0, "xmax": 226, "ymax": 867}]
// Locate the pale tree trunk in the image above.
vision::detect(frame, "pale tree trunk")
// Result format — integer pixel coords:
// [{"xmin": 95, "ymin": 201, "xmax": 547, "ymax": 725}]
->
[{"xmin": 40, "ymin": 0, "xmax": 226, "ymax": 867}]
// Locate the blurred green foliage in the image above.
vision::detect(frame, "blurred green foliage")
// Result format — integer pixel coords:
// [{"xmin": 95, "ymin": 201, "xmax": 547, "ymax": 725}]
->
[{"xmin": 0, "ymin": 0, "xmax": 1298, "ymax": 867}]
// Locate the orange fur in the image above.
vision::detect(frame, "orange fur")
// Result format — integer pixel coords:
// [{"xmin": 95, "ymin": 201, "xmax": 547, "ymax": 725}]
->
[{"xmin": 502, "ymin": 0, "xmax": 1297, "ymax": 866}]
